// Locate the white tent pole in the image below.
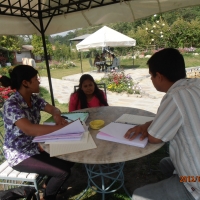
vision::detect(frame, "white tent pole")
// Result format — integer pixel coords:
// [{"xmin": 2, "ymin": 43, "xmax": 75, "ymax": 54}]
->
[
  {"xmin": 132, "ymin": 46, "xmax": 134, "ymax": 67},
  {"xmin": 80, "ymin": 52, "xmax": 83, "ymax": 73}
]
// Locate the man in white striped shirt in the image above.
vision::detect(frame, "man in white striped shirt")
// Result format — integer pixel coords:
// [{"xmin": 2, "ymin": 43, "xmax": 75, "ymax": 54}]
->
[{"xmin": 125, "ymin": 48, "xmax": 200, "ymax": 200}]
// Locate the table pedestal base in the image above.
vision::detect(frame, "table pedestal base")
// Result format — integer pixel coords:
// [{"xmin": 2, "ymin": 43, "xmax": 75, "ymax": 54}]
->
[{"xmin": 76, "ymin": 162, "xmax": 131, "ymax": 200}]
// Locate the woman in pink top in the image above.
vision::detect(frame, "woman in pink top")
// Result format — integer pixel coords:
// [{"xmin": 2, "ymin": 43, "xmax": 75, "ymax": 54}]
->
[{"xmin": 69, "ymin": 74, "xmax": 108, "ymax": 111}]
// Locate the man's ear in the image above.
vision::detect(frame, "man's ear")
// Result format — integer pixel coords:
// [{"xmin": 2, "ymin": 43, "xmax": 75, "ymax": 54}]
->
[
  {"xmin": 22, "ymin": 80, "xmax": 29, "ymax": 88},
  {"xmin": 156, "ymin": 72, "xmax": 164, "ymax": 81}
]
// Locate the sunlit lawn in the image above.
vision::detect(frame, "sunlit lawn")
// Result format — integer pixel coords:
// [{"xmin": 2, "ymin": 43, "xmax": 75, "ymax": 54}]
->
[{"xmin": 38, "ymin": 55, "xmax": 200, "ymax": 79}]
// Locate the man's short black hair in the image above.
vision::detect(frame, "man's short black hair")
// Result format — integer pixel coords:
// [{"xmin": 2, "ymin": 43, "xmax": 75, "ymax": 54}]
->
[{"xmin": 147, "ymin": 48, "xmax": 186, "ymax": 82}]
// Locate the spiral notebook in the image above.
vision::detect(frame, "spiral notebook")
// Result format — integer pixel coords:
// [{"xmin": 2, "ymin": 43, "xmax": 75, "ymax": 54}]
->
[{"xmin": 43, "ymin": 112, "xmax": 89, "ymax": 125}]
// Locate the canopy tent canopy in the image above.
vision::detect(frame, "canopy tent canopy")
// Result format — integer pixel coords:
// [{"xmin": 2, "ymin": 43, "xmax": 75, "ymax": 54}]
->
[
  {"xmin": 70, "ymin": 34, "xmax": 91, "ymax": 42},
  {"xmin": 0, "ymin": 1, "xmax": 200, "ymax": 35},
  {"xmin": 76, "ymin": 26, "xmax": 136, "ymax": 52},
  {"xmin": 1, "ymin": 1, "xmax": 200, "ymax": 105}
]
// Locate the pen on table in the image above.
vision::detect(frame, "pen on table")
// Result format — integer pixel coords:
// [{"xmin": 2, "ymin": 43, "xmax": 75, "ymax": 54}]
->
[{"xmin": 61, "ymin": 116, "xmax": 75, "ymax": 122}]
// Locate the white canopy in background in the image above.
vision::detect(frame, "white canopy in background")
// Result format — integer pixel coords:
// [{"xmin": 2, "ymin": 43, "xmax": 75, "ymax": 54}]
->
[{"xmin": 76, "ymin": 26, "xmax": 136, "ymax": 52}]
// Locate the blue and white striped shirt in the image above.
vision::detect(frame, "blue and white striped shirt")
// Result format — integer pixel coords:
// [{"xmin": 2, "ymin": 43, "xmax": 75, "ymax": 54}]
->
[{"xmin": 148, "ymin": 78, "xmax": 200, "ymax": 200}]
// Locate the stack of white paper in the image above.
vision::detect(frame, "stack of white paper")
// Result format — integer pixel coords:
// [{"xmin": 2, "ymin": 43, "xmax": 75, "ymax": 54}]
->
[
  {"xmin": 97, "ymin": 122, "xmax": 148, "ymax": 148},
  {"xmin": 33, "ymin": 120, "xmax": 97, "ymax": 157},
  {"xmin": 33, "ymin": 120, "xmax": 85, "ymax": 143}
]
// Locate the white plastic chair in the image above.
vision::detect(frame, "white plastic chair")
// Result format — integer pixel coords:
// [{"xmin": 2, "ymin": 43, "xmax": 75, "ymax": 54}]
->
[{"xmin": 0, "ymin": 132, "xmax": 43, "ymax": 200}]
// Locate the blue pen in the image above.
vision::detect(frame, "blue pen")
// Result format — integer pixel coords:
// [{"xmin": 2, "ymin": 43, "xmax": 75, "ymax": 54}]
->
[{"xmin": 61, "ymin": 115, "xmax": 74, "ymax": 122}]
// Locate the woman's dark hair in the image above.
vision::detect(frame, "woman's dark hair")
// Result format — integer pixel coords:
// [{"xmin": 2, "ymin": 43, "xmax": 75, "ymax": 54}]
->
[
  {"xmin": 75, "ymin": 74, "xmax": 108, "ymax": 109},
  {"xmin": 147, "ymin": 48, "xmax": 186, "ymax": 82},
  {"xmin": 0, "ymin": 76, "xmax": 11, "ymax": 87},
  {"xmin": 9, "ymin": 65, "xmax": 38, "ymax": 90}
]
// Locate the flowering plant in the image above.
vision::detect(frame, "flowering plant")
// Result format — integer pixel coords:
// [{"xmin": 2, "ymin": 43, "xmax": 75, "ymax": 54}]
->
[
  {"xmin": 97, "ymin": 71, "xmax": 141, "ymax": 94},
  {"xmin": 0, "ymin": 87, "xmax": 15, "ymax": 108}
]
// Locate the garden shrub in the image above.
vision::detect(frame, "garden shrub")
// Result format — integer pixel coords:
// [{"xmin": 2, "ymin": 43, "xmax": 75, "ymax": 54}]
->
[
  {"xmin": 36, "ymin": 62, "xmax": 46, "ymax": 69},
  {"xmin": 0, "ymin": 87, "xmax": 15, "ymax": 108},
  {"xmin": 38, "ymin": 60, "xmax": 78, "ymax": 70},
  {"xmin": 97, "ymin": 71, "xmax": 141, "ymax": 94},
  {"xmin": 0, "ymin": 66, "xmax": 14, "ymax": 76}
]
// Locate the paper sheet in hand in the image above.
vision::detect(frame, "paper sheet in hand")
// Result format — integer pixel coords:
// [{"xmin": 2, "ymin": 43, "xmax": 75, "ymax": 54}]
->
[
  {"xmin": 115, "ymin": 114, "xmax": 154, "ymax": 125},
  {"xmin": 45, "ymin": 131, "xmax": 89, "ymax": 144},
  {"xmin": 49, "ymin": 133, "xmax": 96, "ymax": 157},
  {"xmin": 97, "ymin": 132, "xmax": 148, "ymax": 148}
]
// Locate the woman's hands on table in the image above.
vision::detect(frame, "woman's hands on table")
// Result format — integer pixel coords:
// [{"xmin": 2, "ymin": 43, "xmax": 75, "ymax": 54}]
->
[
  {"xmin": 53, "ymin": 114, "xmax": 69, "ymax": 125},
  {"xmin": 44, "ymin": 104, "xmax": 69, "ymax": 126},
  {"xmin": 124, "ymin": 121, "xmax": 152, "ymax": 141}
]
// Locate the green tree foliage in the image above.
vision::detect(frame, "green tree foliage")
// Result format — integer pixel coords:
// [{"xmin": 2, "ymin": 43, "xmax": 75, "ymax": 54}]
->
[
  {"xmin": 31, "ymin": 34, "xmax": 53, "ymax": 57},
  {"xmin": 53, "ymin": 41, "xmax": 79, "ymax": 61},
  {"xmin": 50, "ymin": 6, "xmax": 200, "ymax": 56},
  {"xmin": 0, "ymin": 36, "xmax": 20, "ymax": 51},
  {"xmin": 163, "ymin": 6, "xmax": 200, "ymax": 24},
  {"xmin": 128, "ymin": 17, "xmax": 200, "ymax": 49}
]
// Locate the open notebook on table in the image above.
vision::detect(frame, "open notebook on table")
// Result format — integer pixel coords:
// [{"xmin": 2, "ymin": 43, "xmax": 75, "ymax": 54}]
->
[
  {"xmin": 43, "ymin": 112, "xmax": 89, "ymax": 125},
  {"xmin": 97, "ymin": 114, "xmax": 154, "ymax": 148}
]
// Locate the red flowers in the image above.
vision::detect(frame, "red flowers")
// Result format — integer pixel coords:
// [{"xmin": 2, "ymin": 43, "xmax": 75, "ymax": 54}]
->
[{"xmin": 0, "ymin": 87, "xmax": 15, "ymax": 107}]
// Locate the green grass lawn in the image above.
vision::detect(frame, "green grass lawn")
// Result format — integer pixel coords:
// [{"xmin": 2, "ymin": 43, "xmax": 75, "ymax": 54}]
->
[{"xmin": 38, "ymin": 54, "xmax": 200, "ymax": 79}]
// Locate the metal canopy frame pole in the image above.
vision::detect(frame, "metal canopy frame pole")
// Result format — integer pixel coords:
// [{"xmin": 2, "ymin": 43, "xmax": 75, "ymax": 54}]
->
[
  {"xmin": 38, "ymin": 0, "xmax": 55, "ymax": 106},
  {"xmin": 132, "ymin": 46, "xmax": 134, "ymax": 67}
]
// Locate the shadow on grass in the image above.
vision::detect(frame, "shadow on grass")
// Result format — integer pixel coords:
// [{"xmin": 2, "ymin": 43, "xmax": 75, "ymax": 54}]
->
[{"xmin": 57, "ymin": 145, "xmax": 168, "ymax": 200}]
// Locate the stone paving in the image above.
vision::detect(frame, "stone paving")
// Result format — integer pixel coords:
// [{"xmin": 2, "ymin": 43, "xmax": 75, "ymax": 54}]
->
[{"xmin": 40, "ymin": 68, "xmax": 165, "ymax": 114}]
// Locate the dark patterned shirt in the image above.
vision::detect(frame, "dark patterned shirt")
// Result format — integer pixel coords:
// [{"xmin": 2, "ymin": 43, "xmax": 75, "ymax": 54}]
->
[{"xmin": 3, "ymin": 91, "xmax": 47, "ymax": 167}]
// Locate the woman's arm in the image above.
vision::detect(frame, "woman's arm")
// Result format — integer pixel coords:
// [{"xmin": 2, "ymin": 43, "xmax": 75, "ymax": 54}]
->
[
  {"xmin": 44, "ymin": 103, "xmax": 67, "ymax": 125},
  {"xmin": 69, "ymin": 93, "xmax": 77, "ymax": 112},
  {"xmin": 15, "ymin": 118, "xmax": 66, "ymax": 136}
]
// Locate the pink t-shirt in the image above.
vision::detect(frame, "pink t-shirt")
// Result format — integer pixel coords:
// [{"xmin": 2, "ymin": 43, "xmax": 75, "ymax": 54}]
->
[{"xmin": 69, "ymin": 91, "xmax": 107, "ymax": 112}]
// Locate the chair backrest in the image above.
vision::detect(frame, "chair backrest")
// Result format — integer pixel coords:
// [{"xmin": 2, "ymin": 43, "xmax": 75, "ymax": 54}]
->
[
  {"xmin": 89, "ymin": 58, "xmax": 93, "ymax": 67},
  {"xmin": 74, "ymin": 83, "xmax": 107, "ymax": 98},
  {"xmin": 117, "ymin": 57, "xmax": 120, "ymax": 67},
  {"xmin": 0, "ymin": 114, "xmax": 4, "ymax": 157},
  {"xmin": 0, "ymin": 132, "xmax": 4, "ymax": 162}
]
